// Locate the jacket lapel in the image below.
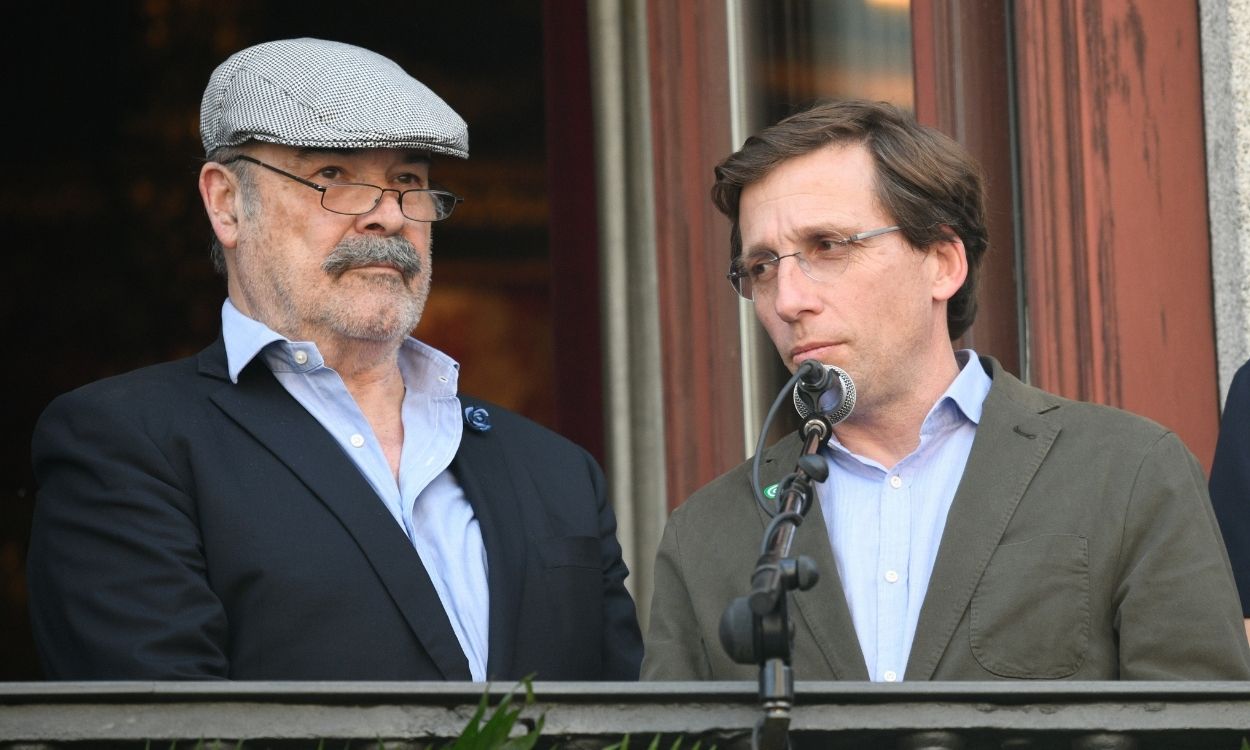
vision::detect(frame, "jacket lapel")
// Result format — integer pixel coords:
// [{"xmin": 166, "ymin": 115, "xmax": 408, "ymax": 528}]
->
[
  {"xmin": 450, "ymin": 398, "xmax": 526, "ymax": 680},
  {"xmin": 753, "ymin": 433, "xmax": 870, "ymax": 680},
  {"xmin": 904, "ymin": 358, "xmax": 1060, "ymax": 680},
  {"xmin": 199, "ymin": 343, "xmax": 471, "ymax": 680}
]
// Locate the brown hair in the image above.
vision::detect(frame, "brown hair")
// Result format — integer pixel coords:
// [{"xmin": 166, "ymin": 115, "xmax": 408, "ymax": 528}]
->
[{"xmin": 712, "ymin": 99, "xmax": 988, "ymax": 340}]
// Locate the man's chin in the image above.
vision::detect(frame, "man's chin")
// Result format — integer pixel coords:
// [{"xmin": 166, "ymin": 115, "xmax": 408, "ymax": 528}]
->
[
  {"xmin": 323, "ymin": 304, "xmax": 424, "ymax": 344},
  {"xmin": 334, "ymin": 323, "xmax": 417, "ymax": 344}
]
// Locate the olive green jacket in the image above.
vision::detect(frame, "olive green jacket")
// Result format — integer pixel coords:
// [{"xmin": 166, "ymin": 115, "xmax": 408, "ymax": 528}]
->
[{"xmin": 643, "ymin": 357, "xmax": 1250, "ymax": 681}]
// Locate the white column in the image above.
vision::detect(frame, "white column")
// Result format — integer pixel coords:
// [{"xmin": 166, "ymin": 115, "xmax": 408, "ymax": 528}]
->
[
  {"xmin": 587, "ymin": 0, "xmax": 668, "ymax": 632},
  {"xmin": 1201, "ymin": 0, "xmax": 1250, "ymax": 404}
]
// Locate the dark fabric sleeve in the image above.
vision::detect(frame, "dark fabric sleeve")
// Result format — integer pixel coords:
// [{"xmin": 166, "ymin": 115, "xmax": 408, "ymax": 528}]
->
[
  {"xmin": 587, "ymin": 451, "xmax": 644, "ymax": 680},
  {"xmin": 1115, "ymin": 431, "xmax": 1250, "ymax": 678},
  {"xmin": 26, "ymin": 388, "xmax": 230, "ymax": 679},
  {"xmin": 1211, "ymin": 359, "xmax": 1250, "ymax": 617},
  {"xmin": 641, "ymin": 508, "xmax": 714, "ymax": 680}
]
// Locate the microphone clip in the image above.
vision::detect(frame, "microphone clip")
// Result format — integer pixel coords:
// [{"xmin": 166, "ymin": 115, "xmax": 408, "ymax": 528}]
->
[{"xmin": 801, "ymin": 415, "xmax": 831, "ymax": 443}]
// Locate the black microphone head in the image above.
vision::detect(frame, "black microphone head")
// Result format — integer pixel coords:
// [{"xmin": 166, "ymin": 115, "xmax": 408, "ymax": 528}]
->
[
  {"xmin": 795, "ymin": 358, "xmax": 834, "ymax": 389},
  {"xmin": 792, "ymin": 363, "xmax": 856, "ymax": 424}
]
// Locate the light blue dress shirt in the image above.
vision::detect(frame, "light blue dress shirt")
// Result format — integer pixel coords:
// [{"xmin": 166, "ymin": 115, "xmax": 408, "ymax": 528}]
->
[
  {"xmin": 221, "ymin": 300, "xmax": 490, "ymax": 680},
  {"xmin": 816, "ymin": 350, "xmax": 991, "ymax": 683}
]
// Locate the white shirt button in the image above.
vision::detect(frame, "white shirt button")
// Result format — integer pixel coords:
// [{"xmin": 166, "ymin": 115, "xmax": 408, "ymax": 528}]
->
[
  {"xmin": 889, "ymin": 475, "xmax": 902, "ymax": 489},
  {"xmin": 883, "ymin": 670, "xmax": 898, "ymax": 682},
  {"xmin": 884, "ymin": 570, "xmax": 900, "ymax": 583},
  {"xmin": 293, "ymin": 350, "xmax": 309, "ymax": 365},
  {"xmin": 349, "ymin": 433, "xmax": 365, "ymax": 448}
]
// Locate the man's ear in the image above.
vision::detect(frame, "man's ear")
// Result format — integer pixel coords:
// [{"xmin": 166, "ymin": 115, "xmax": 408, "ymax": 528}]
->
[
  {"xmin": 199, "ymin": 162, "xmax": 242, "ymax": 250},
  {"xmin": 930, "ymin": 228, "xmax": 968, "ymax": 303}
]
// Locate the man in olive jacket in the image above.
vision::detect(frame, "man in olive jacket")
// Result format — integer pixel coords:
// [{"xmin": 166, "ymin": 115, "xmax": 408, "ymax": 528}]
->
[{"xmin": 643, "ymin": 100, "xmax": 1250, "ymax": 681}]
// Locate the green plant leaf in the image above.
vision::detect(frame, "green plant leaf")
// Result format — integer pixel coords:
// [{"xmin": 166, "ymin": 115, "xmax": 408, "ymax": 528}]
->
[
  {"xmin": 604, "ymin": 734, "xmax": 710, "ymax": 750},
  {"xmin": 442, "ymin": 689, "xmax": 491, "ymax": 750},
  {"xmin": 474, "ymin": 691, "xmax": 521, "ymax": 749},
  {"xmin": 440, "ymin": 676, "xmax": 543, "ymax": 750},
  {"xmin": 602, "ymin": 732, "xmax": 630, "ymax": 750},
  {"xmin": 501, "ymin": 713, "xmax": 545, "ymax": 750}
]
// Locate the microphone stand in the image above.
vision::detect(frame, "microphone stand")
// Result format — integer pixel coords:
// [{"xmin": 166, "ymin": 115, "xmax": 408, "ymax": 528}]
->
[{"xmin": 722, "ymin": 413, "xmax": 830, "ymax": 750}]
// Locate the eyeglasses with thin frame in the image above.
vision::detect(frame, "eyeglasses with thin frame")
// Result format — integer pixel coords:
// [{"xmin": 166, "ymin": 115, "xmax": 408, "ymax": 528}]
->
[
  {"xmin": 222, "ymin": 155, "xmax": 463, "ymax": 222},
  {"xmin": 726, "ymin": 225, "xmax": 901, "ymax": 301}
]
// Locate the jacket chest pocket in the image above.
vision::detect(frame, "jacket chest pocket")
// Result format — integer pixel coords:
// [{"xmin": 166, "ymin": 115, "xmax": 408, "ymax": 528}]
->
[{"xmin": 970, "ymin": 534, "xmax": 1089, "ymax": 678}]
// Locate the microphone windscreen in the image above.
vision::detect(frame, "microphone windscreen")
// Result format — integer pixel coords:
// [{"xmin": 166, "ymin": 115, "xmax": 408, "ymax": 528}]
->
[{"xmin": 792, "ymin": 365, "xmax": 856, "ymax": 424}]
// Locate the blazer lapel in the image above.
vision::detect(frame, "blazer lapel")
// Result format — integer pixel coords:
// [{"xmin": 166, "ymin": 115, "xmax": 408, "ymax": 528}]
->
[
  {"xmin": 754, "ymin": 433, "xmax": 870, "ymax": 680},
  {"xmin": 200, "ymin": 347, "xmax": 471, "ymax": 680},
  {"xmin": 451, "ymin": 398, "xmax": 526, "ymax": 679},
  {"xmin": 904, "ymin": 359, "xmax": 1060, "ymax": 680}
]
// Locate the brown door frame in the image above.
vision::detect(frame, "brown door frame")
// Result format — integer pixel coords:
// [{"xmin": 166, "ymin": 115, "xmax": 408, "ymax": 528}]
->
[
  {"xmin": 647, "ymin": 0, "xmax": 746, "ymax": 511},
  {"xmin": 912, "ymin": 0, "xmax": 1023, "ymax": 378},
  {"xmin": 1013, "ymin": 0, "xmax": 1219, "ymax": 466},
  {"xmin": 914, "ymin": 0, "xmax": 1219, "ymax": 466}
]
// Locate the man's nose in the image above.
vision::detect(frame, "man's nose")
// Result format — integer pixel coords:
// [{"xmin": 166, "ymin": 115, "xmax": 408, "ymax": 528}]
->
[
  {"xmin": 771, "ymin": 254, "xmax": 821, "ymax": 321},
  {"xmin": 356, "ymin": 189, "xmax": 407, "ymax": 233}
]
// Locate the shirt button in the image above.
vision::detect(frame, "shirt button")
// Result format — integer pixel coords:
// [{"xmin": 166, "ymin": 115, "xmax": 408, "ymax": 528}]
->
[
  {"xmin": 884, "ymin": 570, "xmax": 899, "ymax": 583},
  {"xmin": 883, "ymin": 670, "xmax": 898, "ymax": 682},
  {"xmin": 889, "ymin": 475, "xmax": 902, "ymax": 489},
  {"xmin": 349, "ymin": 433, "xmax": 365, "ymax": 448},
  {"xmin": 293, "ymin": 350, "xmax": 309, "ymax": 365}
]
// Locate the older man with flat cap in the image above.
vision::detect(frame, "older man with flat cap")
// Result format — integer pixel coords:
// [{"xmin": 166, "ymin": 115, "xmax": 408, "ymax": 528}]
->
[{"xmin": 27, "ymin": 38, "xmax": 642, "ymax": 681}]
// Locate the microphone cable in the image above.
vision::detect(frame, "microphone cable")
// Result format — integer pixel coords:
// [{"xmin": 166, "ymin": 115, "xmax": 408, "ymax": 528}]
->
[{"xmin": 750, "ymin": 360, "xmax": 827, "ymax": 519}]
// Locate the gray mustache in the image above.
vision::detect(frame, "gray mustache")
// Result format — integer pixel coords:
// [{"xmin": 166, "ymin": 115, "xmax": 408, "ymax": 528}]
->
[{"xmin": 321, "ymin": 236, "xmax": 422, "ymax": 280}]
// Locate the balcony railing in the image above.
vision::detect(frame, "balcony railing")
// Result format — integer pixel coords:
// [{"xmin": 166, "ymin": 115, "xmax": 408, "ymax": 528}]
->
[{"xmin": 2, "ymin": 681, "xmax": 1248, "ymax": 749}]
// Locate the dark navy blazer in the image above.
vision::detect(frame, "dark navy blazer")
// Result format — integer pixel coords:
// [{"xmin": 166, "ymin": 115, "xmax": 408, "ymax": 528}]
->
[
  {"xmin": 1212, "ymin": 358, "xmax": 1250, "ymax": 617},
  {"xmin": 28, "ymin": 337, "xmax": 642, "ymax": 680}
]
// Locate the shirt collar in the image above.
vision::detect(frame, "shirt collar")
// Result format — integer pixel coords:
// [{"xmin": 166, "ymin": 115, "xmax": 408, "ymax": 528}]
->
[
  {"xmin": 220, "ymin": 298, "xmax": 460, "ymax": 395},
  {"xmin": 222, "ymin": 299, "xmax": 285, "ymax": 383},
  {"xmin": 923, "ymin": 348, "xmax": 991, "ymax": 432},
  {"xmin": 826, "ymin": 349, "xmax": 990, "ymax": 471}
]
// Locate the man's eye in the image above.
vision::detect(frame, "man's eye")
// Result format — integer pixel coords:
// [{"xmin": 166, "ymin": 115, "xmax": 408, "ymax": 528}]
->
[
  {"xmin": 817, "ymin": 237, "xmax": 850, "ymax": 252},
  {"xmin": 745, "ymin": 257, "xmax": 777, "ymax": 278},
  {"xmin": 393, "ymin": 173, "xmax": 424, "ymax": 186},
  {"xmin": 317, "ymin": 167, "xmax": 345, "ymax": 182}
]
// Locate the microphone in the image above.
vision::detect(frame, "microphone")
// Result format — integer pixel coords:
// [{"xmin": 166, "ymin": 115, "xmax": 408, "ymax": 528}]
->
[{"xmin": 792, "ymin": 359, "xmax": 856, "ymax": 424}]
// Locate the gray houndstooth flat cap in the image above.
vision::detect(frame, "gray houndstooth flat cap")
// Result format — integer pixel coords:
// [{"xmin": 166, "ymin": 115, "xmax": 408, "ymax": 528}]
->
[{"xmin": 200, "ymin": 38, "xmax": 468, "ymax": 159}]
